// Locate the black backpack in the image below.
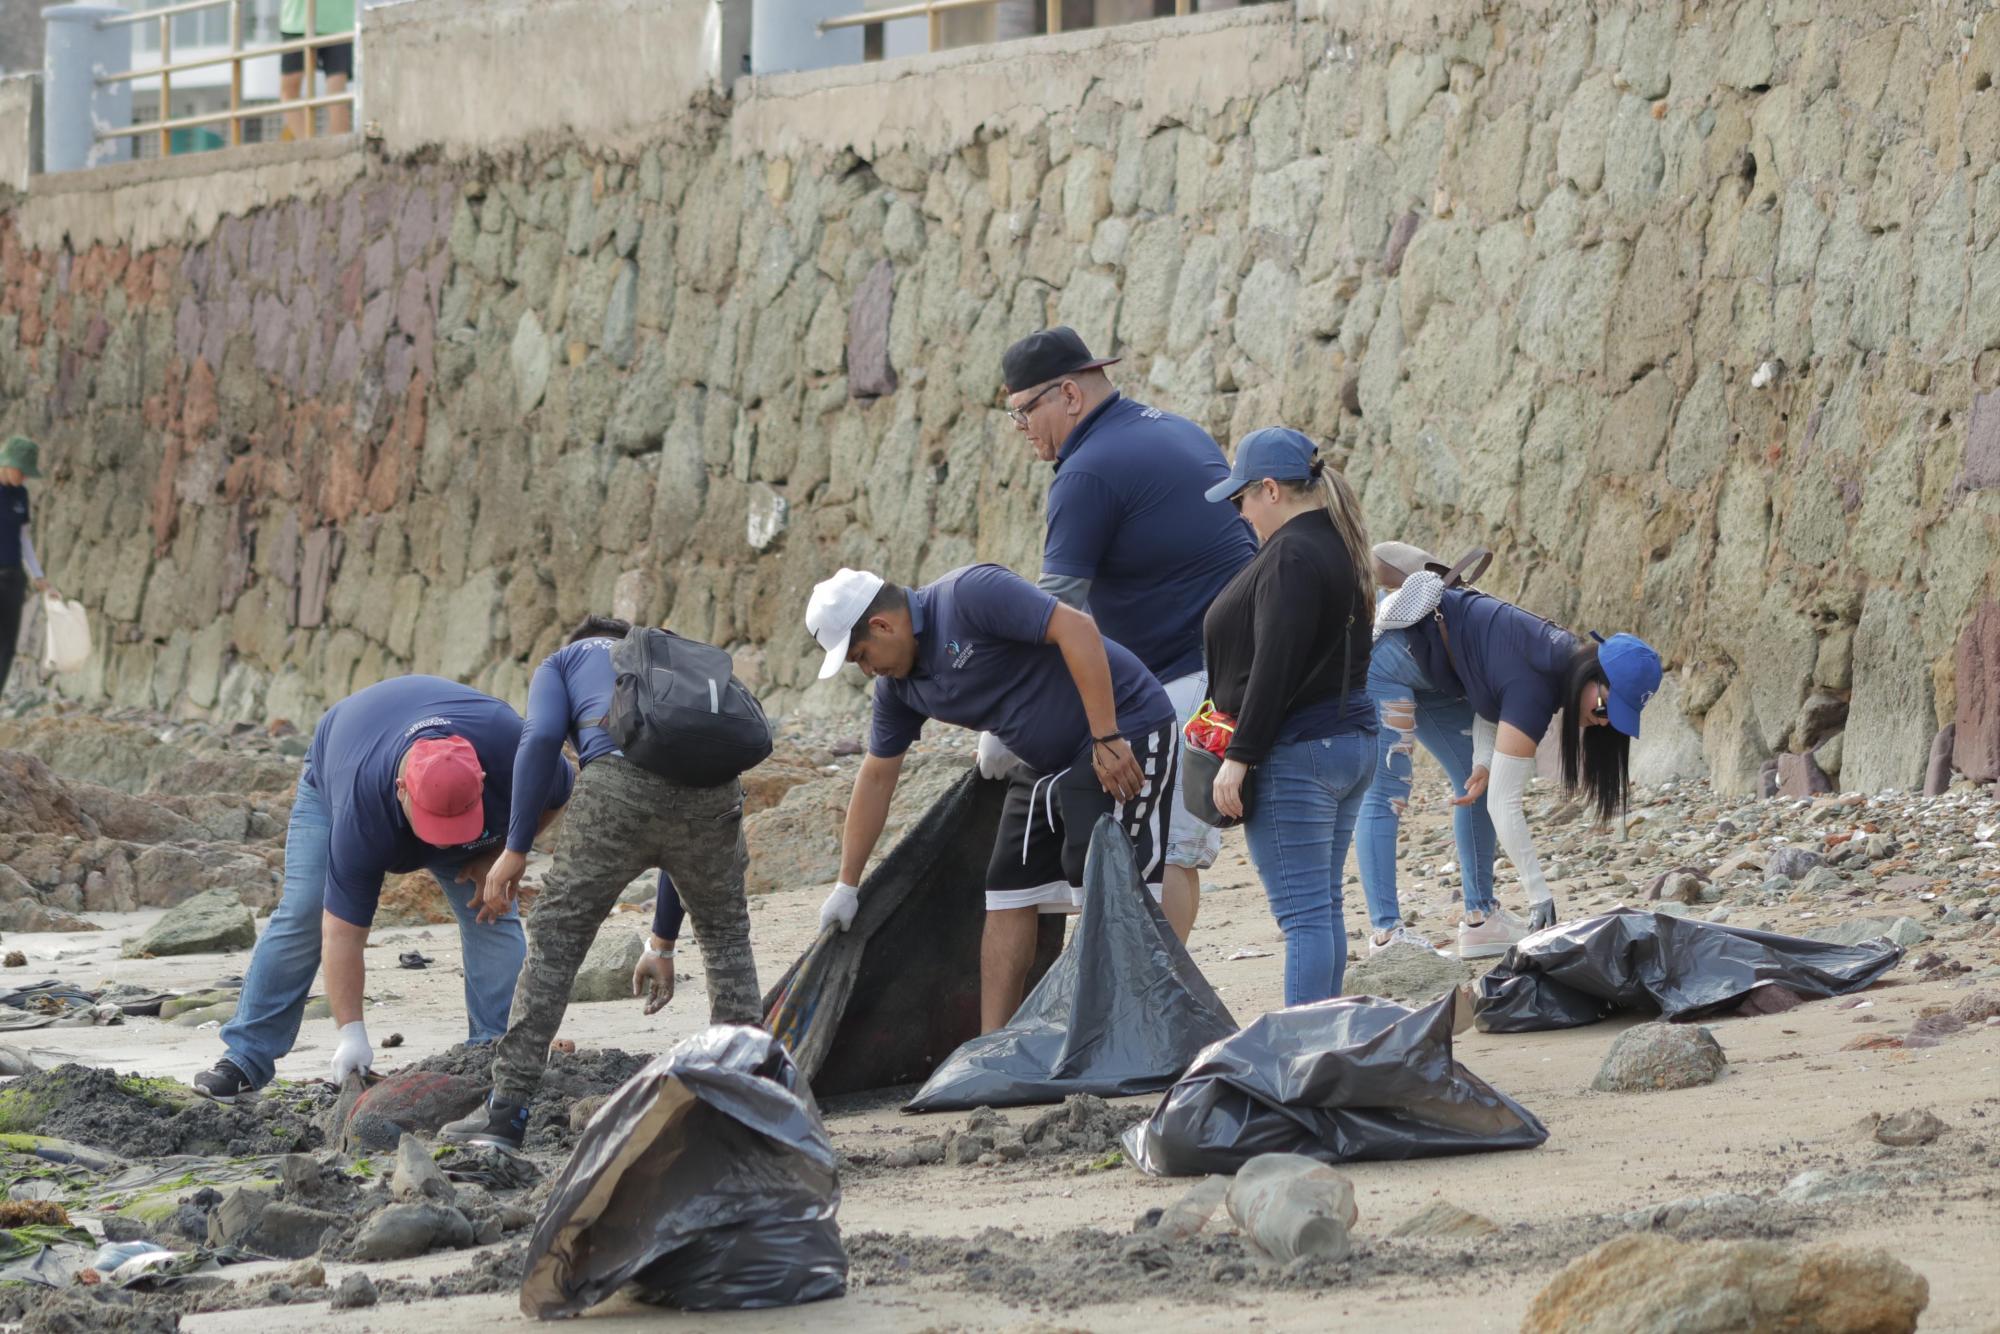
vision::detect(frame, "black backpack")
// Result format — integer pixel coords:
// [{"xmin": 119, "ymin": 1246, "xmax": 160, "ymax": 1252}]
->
[{"xmin": 602, "ymin": 628, "xmax": 773, "ymax": 788}]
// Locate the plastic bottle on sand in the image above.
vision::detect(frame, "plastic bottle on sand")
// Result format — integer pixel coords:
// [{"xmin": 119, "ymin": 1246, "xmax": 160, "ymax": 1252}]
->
[{"xmin": 1225, "ymin": 1152, "xmax": 1357, "ymax": 1263}]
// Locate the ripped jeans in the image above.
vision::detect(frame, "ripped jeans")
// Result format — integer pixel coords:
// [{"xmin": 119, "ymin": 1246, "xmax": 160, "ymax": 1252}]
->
[{"xmin": 1352, "ymin": 626, "xmax": 1497, "ymax": 927}]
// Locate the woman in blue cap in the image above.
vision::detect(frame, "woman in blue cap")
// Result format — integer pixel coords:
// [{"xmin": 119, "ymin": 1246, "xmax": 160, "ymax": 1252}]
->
[
  {"xmin": 1367, "ymin": 564, "xmax": 1664, "ymax": 954},
  {"xmin": 1200, "ymin": 427, "xmax": 1378, "ymax": 1006}
]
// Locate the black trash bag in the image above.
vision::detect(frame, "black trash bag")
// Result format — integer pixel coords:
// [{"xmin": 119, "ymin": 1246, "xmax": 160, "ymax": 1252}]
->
[
  {"xmin": 1122, "ymin": 991, "xmax": 1549, "ymax": 1176},
  {"xmin": 1473, "ymin": 907, "xmax": 1903, "ymax": 1033},
  {"xmin": 519, "ymin": 1025, "xmax": 846, "ymax": 1316},
  {"xmin": 762, "ymin": 769, "xmax": 1062, "ymax": 1097},
  {"xmin": 905, "ymin": 817, "xmax": 1238, "ymax": 1113}
]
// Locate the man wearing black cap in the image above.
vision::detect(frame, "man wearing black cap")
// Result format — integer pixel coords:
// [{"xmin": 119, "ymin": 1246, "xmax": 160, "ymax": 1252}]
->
[{"xmin": 998, "ymin": 328, "xmax": 1256, "ymax": 941}]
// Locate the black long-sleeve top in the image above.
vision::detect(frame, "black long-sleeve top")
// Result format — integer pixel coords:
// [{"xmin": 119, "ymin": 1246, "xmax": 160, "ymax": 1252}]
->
[{"xmin": 1200, "ymin": 508, "xmax": 1373, "ymax": 766}]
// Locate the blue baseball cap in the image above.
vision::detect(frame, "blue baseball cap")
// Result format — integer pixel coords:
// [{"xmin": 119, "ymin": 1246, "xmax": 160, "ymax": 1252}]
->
[
  {"xmin": 1592, "ymin": 632, "xmax": 1663, "ymax": 738},
  {"xmin": 1205, "ymin": 427, "xmax": 1318, "ymax": 503}
]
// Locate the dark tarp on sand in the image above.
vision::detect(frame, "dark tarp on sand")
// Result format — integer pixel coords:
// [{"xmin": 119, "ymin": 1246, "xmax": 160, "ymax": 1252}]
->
[
  {"xmin": 1473, "ymin": 907, "xmax": 1903, "ymax": 1033},
  {"xmin": 1123, "ymin": 991, "xmax": 1549, "ymax": 1177},
  {"xmin": 761, "ymin": 769, "xmax": 1062, "ymax": 1097},
  {"xmin": 904, "ymin": 817, "xmax": 1238, "ymax": 1113},
  {"xmin": 520, "ymin": 1026, "xmax": 846, "ymax": 1315}
]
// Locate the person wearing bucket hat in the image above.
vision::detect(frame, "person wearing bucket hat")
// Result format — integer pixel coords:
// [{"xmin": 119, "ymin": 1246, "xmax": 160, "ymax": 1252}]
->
[
  {"xmin": 0, "ymin": 436, "xmax": 57, "ymax": 698},
  {"xmin": 805, "ymin": 561, "xmax": 1178, "ymax": 1032},
  {"xmin": 1368, "ymin": 564, "xmax": 1664, "ymax": 953},
  {"xmin": 1199, "ymin": 427, "xmax": 1380, "ymax": 1006},
  {"xmin": 191, "ymin": 676, "xmax": 577, "ymax": 1105},
  {"xmin": 998, "ymin": 327, "xmax": 1257, "ymax": 943}
]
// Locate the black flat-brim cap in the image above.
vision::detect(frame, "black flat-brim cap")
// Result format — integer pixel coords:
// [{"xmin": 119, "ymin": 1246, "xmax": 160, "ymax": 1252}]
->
[{"xmin": 1001, "ymin": 326, "xmax": 1121, "ymax": 393}]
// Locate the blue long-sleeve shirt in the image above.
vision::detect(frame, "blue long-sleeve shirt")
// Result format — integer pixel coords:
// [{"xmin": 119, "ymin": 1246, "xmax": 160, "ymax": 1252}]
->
[{"xmin": 510, "ymin": 639, "xmax": 685, "ymax": 941}]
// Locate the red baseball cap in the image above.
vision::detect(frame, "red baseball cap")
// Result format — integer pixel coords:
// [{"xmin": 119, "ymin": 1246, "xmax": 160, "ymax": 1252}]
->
[{"xmin": 403, "ymin": 735, "xmax": 486, "ymax": 846}]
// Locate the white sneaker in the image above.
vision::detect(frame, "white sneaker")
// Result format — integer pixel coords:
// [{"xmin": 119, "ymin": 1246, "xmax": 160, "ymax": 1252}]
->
[
  {"xmin": 1487, "ymin": 903, "xmax": 1533, "ymax": 934},
  {"xmin": 1369, "ymin": 924, "xmax": 1447, "ymax": 957},
  {"xmin": 1457, "ymin": 911, "xmax": 1526, "ymax": 960}
]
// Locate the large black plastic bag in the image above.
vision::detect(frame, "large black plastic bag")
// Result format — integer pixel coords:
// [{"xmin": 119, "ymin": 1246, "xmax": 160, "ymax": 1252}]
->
[
  {"xmin": 905, "ymin": 817, "xmax": 1238, "ymax": 1113},
  {"xmin": 519, "ymin": 1025, "xmax": 846, "ymax": 1316},
  {"xmin": 1473, "ymin": 907, "xmax": 1903, "ymax": 1033},
  {"xmin": 762, "ymin": 769, "xmax": 1062, "ymax": 1097},
  {"xmin": 1123, "ymin": 991, "xmax": 1548, "ymax": 1176}
]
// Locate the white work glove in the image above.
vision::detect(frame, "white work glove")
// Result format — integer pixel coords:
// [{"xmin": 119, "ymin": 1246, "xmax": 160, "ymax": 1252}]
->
[
  {"xmin": 975, "ymin": 731, "xmax": 1016, "ymax": 780},
  {"xmin": 329, "ymin": 1020, "xmax": 373, "ymax": 1082},
  {"xmin": 819, "ymin": 882, "xmax": 860, "ymax": 933}
]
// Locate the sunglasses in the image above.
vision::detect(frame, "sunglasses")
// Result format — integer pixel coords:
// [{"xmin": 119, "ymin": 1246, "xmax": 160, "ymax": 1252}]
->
[{"xmin": 1004, "ymin": 380, "xmax": 1065, "ymax": 427}]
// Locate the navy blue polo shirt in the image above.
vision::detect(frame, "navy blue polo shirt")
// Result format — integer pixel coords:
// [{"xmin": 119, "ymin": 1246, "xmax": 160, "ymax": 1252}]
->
[
  {"xmin": 0, "ymin": 486, "xmax": 27, "ymax": 568},
  {"xmin": 867, "ymin": 563, "xmax": 1174, "ymax": 775},
  {"xmin": 306, "ymin": 675, "xmax": 574, "ymax": 927},
  {"xmin": 1041, "ymin": 393, "xmax": 1257, "ymax": 682},
  {"xmin": 1415, "ymin": 589, "xmax": 1581, "ymax": 742}
]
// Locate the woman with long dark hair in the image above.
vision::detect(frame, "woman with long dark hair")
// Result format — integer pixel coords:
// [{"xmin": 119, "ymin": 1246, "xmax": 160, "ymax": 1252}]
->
[
  {"xmin": 1362, "ymin": 568, "xmax": 1663, "ymax": 955},
  {"xmin": 1201, "ymin": 428, "xmax": 1377, "ymax": 1006}
]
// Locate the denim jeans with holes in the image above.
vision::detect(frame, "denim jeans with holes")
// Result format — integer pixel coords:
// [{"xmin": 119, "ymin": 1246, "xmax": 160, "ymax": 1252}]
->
[
  {"xmin": 1352, "ymin": 626, "xmax": 1498, "ymax": 927},
  {"xmin": 1241, "ymin": 730, "xmax": 1374, "ymax": 1006}
]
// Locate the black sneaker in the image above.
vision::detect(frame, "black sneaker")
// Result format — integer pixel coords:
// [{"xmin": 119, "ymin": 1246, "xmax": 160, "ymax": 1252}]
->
[
  {"xmin": 439, "ymin": 1095, "xmax": 529, "ymax": 1150},
  {"xmin": 192, "ymin": 1059, "xmax": 255, "ymax": 1104}
]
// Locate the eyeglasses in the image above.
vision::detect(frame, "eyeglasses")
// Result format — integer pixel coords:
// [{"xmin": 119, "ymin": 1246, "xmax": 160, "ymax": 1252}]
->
[{"xmin": 1004, "ymin": 381, "xmax": 1064, "ymax": 427}]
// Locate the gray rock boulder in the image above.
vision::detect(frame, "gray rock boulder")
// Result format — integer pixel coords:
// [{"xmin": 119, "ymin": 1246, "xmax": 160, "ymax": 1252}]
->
[
  {"xmin": 1592, "ymin": 1022, "xmax": 1727, "ymax": 1092},
  {"xmin": 1341, "ymin": 938, "xmax": 1466, "ymax": 1003},
  {"xmin": 331, "ymin": 1273, "xmax": 378, "ymax": 1311},
  {"xmin": 121, "ymin": 888, "xmax": 256, "ymax": 958},
  {"xmin": 1765, "ymin": 847, "xmax": 1823, "ymax": 881},
  {"xmin": 569, "ymin": 928, "xmax": 643, "ymax": 1004},
  {"xmin": 1804, "ymin": 916, "xmax": 1928, "ymax": 948},
  {"xmin": 207, "ymin": 1188, "xmax": 340, "ymax": 1259},
  {"xmin": 349, "ymin": 1202, "xmax": 476, "ymax": 1262},
  {"xmin": 391, "ymin": 1132, "xmax": 457, "ymax": 1204}
]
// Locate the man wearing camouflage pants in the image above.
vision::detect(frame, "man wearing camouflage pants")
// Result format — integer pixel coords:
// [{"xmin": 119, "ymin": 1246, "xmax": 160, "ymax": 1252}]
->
[{"xmin": 440, "ymin": 616, "xmax": 761, "ymax": 1149}]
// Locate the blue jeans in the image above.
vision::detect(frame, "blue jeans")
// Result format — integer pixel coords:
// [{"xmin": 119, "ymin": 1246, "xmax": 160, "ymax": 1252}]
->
[
  {"xmin": 219, "ymin": 769, "xmax": 527, "ymax": 1087},
  {"xmin": 1241, "ymin": 730, "xmax": 1374, "ymax": 1007},
  {"xmin": 1353, "ymin": 627, "xmax": 1497, "ymax": 928}
]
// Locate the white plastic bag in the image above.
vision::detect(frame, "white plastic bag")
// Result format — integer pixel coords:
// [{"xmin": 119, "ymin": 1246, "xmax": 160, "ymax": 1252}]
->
[{"xmin": 40, "ymin": 595, "xmax": 90, "ymax": 674}]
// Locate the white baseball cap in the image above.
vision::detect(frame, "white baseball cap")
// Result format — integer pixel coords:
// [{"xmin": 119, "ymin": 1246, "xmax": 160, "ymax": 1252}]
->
[{"xmin": 806, "ymin": 568, "xmax": 887, "ymax": 679}]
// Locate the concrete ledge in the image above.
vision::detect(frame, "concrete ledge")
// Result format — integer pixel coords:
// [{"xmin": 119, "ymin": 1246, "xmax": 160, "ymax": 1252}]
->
[
  {"xmin": 366, "ymin": 0, "xmax": 729, "ymax": 159},
  {"xmin": 17, "ymin": 138, "xmax": 365, "ymax": 251},
  {"xmin": 731, "ymin": 3, "xmax": 1305, "ymax": 160},
  {"xmin": 0, "ymin": 73, "xmax": 39, "ymax": 194}
]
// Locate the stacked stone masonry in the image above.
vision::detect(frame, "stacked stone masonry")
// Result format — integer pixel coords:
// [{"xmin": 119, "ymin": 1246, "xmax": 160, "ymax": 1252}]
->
[{"xmin": 4, "ymin": 0, "xmax": 2000, "ymax": 796}]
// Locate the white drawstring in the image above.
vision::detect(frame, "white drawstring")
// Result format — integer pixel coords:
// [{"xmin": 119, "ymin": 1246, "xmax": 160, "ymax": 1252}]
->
[{"xmin": 1023, "ymin": 766, "xmax": 1071, "ymax": 863}]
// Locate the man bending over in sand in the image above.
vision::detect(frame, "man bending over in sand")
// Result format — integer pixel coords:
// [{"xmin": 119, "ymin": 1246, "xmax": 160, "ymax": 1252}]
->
[{"xmin": 192, "ymin": 676, "xmax": 573, "ymax": 1103}]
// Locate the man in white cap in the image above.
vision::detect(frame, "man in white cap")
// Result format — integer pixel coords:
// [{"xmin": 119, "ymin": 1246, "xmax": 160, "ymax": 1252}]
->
[{"xmin": 807, "ymin": 563, "xmax": 1177, "ymax": 1032}]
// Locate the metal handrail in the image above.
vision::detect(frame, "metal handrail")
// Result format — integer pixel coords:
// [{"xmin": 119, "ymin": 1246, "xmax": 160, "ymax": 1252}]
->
[
  {"xmin": 98, "ymin": 32, "xmax": 351, "ymax": 85},
  {"xmin": 821, "ymin": 0, "xmax": 1193, "ymax": 51},
  {"xmin": 95, "ymin": 0, "xmax": 239, "ymax": 26},
  {"xmin": 89, "ymin": 0, "xmax": 356, "ymax": 158}
]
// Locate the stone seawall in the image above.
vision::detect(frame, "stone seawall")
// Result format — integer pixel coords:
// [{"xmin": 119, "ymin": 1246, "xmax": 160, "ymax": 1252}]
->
[{"xmin": 3, "ymin": 0, "xmax": 2000, "ymax": 795}]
